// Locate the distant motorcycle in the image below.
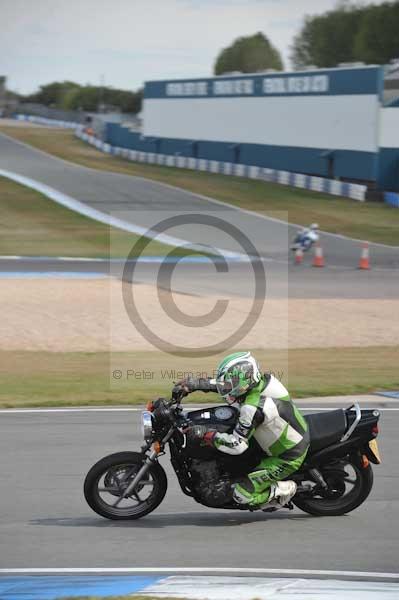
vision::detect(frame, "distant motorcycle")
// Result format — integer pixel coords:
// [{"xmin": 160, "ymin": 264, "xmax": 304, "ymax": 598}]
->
[
  {"xmin": 84, "ymin": 393, "xmax": 381, "ymax": 520},
  {"xmin": 291, "ymin": 229, "xmax": 319, "ymax": 252}
]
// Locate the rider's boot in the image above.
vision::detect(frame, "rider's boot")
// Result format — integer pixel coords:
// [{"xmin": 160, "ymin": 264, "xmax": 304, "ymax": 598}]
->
[{"xmin": 260, "ymin": 481, "xmax": 297, "ymax": 511}]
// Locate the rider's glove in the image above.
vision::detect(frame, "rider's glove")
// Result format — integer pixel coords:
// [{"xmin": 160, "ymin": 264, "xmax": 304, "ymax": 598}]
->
[
  {"xmin": 172, "ymin": 377, "xmax": 198, "ymax": 400},
  {"xmin": 184, "ymin": 425, "xmax": 217, "ymax": 447},
  {"xmin": 203, "ymin": 430, "xmax": 217, "ymax": 447},
  {"xmin": 172, "ymin": 383, "xmax": 188, "ymax": 400}
]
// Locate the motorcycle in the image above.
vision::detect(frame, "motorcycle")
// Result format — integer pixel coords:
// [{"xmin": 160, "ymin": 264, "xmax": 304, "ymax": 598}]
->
[
  {"xmin": 84, "ymin": 395, "xmax": 381, "ymax": 520},
  {"xmin": 291, "ymin": 230, "xmax": 319, "ymax": 252}
]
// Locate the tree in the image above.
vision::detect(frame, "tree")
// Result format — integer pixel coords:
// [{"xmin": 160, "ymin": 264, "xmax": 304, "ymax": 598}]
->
[
  {"xmin": 291, "ymin": 4, "xmax": 363, "ymax": 69},
  {"xmin": 214, "ymin": 32, "xmax": 283, "ymax": 75},
  {"xmin": 291, "ymin": 1, "xmax": 399, "ymax": 70},
  {"xmin": 21, "ymin": 81, "xmax": 142, "ymax": 114},
  {"xmin": 354, "ymin": 2, "xmax": 399, "ymax": 65},
  {"xmin": 25, "ymin": 81, "xmax": 80, "ymax": 106}
]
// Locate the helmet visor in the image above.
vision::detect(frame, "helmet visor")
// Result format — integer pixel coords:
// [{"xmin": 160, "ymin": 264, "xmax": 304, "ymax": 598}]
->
[{"xmin": 216, "ymin": 375, "xmax": 242, "ymax": 400}]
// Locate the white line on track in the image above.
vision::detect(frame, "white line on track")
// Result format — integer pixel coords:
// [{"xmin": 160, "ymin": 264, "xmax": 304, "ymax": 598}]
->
[
  {"xmin": 0, "ymin": 168, "xmax": 246, "ymax": 262},
  {"xmin": 0, "ymin": 406, "xmax": 398, "ymax": 414},
  {"xmin": 0, "ymin": 567, "xmax": 398, "ymax": 580}
]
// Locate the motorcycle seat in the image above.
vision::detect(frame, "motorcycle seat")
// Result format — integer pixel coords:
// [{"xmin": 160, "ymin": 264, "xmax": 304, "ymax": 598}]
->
[{"xmin": 305, "ymin": 409, "xmax": 347, "ymax": 454}]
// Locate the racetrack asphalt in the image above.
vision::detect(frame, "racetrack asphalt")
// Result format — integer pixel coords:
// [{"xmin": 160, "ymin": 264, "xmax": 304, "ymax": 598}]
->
[
  {"xmin": 0, "ymin": 402, "xmax": 397, "ymax": 573},
  {"xmin": 0, "ymin": 131, "xmax": 399, "ymax": 269},
  {"xmin": 1, "ymin": 257, "xmax": 398, "ymax": 300}
]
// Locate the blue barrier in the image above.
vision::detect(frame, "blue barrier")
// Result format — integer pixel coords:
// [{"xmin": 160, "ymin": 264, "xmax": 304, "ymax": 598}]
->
[
  {"xmin": 105, "ymin": 124, "xmax": 376, "ymax": 182},
  {"xmin": 14, "ymin": 114, "xmax": 80, "ymax": 130},
  {"xmin": 384, "ymin": 191, "xmax": 399, "ymax": 208},
  {"xmin": 75, "ymin": 129, "xmax": 367, "ymax": 201}
]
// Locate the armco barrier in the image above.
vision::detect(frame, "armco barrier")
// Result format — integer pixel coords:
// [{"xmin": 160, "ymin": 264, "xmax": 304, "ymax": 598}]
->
[
  {"xmin": 12, "ymin": 114, "xmax": 367, "ymax": 201},
  {"xmin": 75, "ymin": 128, "xmax": 367, "ymax": 202},
  {"xmin": 15, "ymin": 114, "xmax": 80, "ymax": 130},
  {"xmin": 384, "ymin": 191, "xmax": 399, "ymax": 208}
]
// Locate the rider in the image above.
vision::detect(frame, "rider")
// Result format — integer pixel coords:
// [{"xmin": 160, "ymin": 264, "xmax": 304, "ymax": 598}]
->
[
  {"xmin": 296, "ymin": 223, "xmax": 319, "ymax": 245},
  {"xmin": 173, "ymin": 352, "xmax": 309, "ymax": 510}
]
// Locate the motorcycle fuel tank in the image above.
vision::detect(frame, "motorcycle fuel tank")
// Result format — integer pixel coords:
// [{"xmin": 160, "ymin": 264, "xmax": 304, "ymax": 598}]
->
[{"xmin": 182, "ymin": 405, "xmax": 239, "ymax": 459}]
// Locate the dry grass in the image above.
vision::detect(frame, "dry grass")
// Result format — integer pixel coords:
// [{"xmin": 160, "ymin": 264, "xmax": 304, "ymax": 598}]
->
[
  {"xmin": 1, "ymin": 124, "xmax": 398, "ymax": 245},
  {"xmin": 0, "ymin": 346, "xmax": 398, "ymax": 407}
]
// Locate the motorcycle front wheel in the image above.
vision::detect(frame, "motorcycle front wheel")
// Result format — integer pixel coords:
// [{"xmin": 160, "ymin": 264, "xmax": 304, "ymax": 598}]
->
[{"xmin": 84, "ymin": 451, "xmax": 167, "ymax": 520}]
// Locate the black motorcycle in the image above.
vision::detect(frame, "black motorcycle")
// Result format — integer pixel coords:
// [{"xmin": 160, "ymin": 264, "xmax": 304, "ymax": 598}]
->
[{"xmin": 84, "ymin": 395, "xmax": 381, "ymax": 520}]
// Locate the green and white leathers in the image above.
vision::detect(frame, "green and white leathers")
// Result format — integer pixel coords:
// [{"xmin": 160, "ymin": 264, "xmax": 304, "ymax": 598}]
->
[{"xmin": 213, "ymin": 352, "xmax": 309, "ymax": 507}]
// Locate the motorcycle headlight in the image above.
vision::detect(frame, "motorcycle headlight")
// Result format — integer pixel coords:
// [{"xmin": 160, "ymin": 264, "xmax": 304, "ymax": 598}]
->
[{"xmin": 141, "ymin": 411, "xmax": 153, "ymax": 441}]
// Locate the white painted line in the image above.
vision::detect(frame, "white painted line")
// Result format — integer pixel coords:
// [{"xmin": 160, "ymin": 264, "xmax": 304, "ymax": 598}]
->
[
  {"xmin": 0, "ymin": 408, "xmax": 143, "ymax": 414},
  {"xmin": 0, "ymin": 168, "xmax": 247, "ymax": 263},
  {"xmin": 0, "ymin": 406, "xmax": 397, "ymax": 414},
  {"xmin": 0, "ymin": 254, "xmax": 397, "ymax": 272},
  {"xmin": 0, "ymin": 255, "xmax": 240, "ymax": 263},
  {"xmin": 142, "ymin": 575, "xmax": 399, "ymax": 599},
  {"xmin": 299, "ymin": 407, "xmax": 399, "ymax": 411},
  {"xmin": 0, "ymin": 272, "xmax": 108, "ymax": 279},
  {"xmin": 0, "ymin": 256, "xmax": 109, "ymax": 262},
  {"xmin": 0, "ymin": 567, "xmax": 398, "ymax": 580}
]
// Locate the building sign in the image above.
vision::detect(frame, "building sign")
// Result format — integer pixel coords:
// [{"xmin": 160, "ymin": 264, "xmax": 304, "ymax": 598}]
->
[
  {"xmin": 165, "ymin": 75, "xmax": 329, "ymax": 97},
  {"xmin": 263, "ymin": 75, "xmax": 329, "ymax": 94},
  {"xmin": 166, "ymin": 81, "xmax": 208, "ymax": 96},
  {"xmin": 146, "ymin": 67, "xmax": 381, "ymax": 99},
  {"xmin": 213, "ymin": 79, "xmax": 254, "ymax": 95}
]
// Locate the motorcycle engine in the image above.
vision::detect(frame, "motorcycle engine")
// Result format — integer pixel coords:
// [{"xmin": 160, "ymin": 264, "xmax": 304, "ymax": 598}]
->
[{"xmin": 190, "ymin": 459, "xmax": 233, "ymax": 507}]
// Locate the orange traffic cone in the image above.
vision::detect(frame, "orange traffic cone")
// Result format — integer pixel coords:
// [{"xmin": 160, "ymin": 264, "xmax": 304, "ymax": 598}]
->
[
  {"xmin": 358, "ymin": 241, "xmax": 370, "ymax": 270},
  {"xmin": 312, "ymin": 242, "xmax": 325, "ymax": 267},
  {"xmin": 312, "ymin": 242, "xmax": 324, "ymax": 267},
  {"xmin": 294, "ymin": 246, "xmax": 304, "ymax": 265}
]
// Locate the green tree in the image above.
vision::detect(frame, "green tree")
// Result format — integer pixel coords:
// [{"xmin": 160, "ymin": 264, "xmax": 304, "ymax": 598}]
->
[
  {"xmin": 22, "ymin": 81, "xmax": 142, "ymax": 114},
  {"xmin": 59, "ymin": 86, "xmax": 81, "ymax": 110},
  {"xmin": 214, "ymin": 32, "xmax": 283, "ymax": 75},
  {"xmin": 291, "ymin": 4, "xmax": 363, "ymax": 69},
  {"xmin": 291, "ymin": 1, "xmax": 399, "ymax": 70},
  {"xmin": 354, "ymin": 2, "xmax": 399, "ymax": 65},
  {"xmin": 68, "ymin": 86, "xmax": 100, "ymax": 111},
  {"xmin": 25, "ymin": 81, "xmax": 80, "ymax": 106}
]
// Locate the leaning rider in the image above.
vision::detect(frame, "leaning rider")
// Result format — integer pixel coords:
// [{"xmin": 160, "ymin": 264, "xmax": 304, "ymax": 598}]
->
[{"xmin": 173, "ymin": 352, "xmax": 309, "ymax": 510}]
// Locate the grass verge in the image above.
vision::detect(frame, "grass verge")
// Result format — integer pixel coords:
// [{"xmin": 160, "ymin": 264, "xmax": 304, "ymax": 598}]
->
[
  {"xmin": 0, "ymin": 346, "xmax": 397, "ymax": 407},
  {"xmin": 0, "ymin": 124, "xmax": 398, "ymax": 245},
  {"xmin": 0, "ymin": 176, "xmax": 197, "ymax": 257}
]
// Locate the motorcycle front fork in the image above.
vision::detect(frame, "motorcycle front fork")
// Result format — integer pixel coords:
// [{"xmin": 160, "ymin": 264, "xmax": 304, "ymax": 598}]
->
[
  {"xmin": 112, "ymin": 449, "xmax": 158, "ymax": 507},
  {"xmin": 112, "ymin": 428, "xmax": 174, "ymax": 507}
]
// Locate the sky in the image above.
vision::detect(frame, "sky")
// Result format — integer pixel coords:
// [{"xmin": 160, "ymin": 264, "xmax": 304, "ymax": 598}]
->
[{"xmin": 0, "ymin": 0, "xmax": 388, "ymax": 94}]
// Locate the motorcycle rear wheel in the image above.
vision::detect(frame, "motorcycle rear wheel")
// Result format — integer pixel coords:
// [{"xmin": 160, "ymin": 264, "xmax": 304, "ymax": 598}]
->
[
  {"xmin": 293, "ymin": 460, "xmax": 373, "ymax": 517},
  {"xmin": 84, "ymin": 451, "xmax": 167, "ymax": 520}
]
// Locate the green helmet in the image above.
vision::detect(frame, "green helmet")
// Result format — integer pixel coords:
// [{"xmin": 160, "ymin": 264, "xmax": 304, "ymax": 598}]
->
[{"xmin": 215, "ymin": 351, "xmax": 262, "ymax": 403}]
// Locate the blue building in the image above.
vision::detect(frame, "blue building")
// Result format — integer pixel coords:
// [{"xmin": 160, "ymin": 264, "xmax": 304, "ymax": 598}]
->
[{"xmin": 105, "ymin": 65, "xmax": 399, "ymax": 192}]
